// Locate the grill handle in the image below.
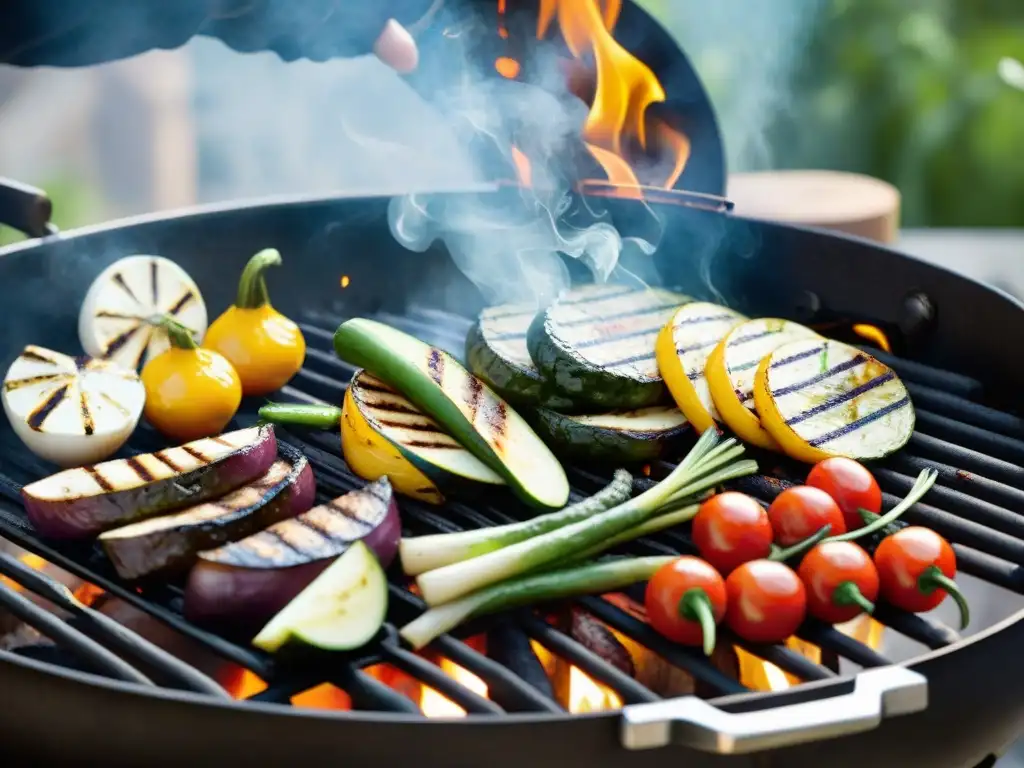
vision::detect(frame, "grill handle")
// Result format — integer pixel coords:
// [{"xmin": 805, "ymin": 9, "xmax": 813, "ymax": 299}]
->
[
  {"xmin": 620, "ymin": 666, "xmax": 927, "ymax": 754},
  {"xmin": 0, "ymin": 177, "xmax": 57, "ymax": 238}
]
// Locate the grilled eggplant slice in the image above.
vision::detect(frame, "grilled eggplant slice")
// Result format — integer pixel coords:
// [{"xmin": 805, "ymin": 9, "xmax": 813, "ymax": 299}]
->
[
  {"xmin": 22, "ymin": 425, "xmax": 278, "ymax": 538},
  {"xmin": 342, "ymin": 370, "xmax": 504, "ymax": 505},
  {"xmin": 753, "ymin": 338, "xmax": 915, "ymax": 463},
  {"xmin": 705, "ymin": 319, "xmax": 820, "ymax": 450},
  {"xmin": 466, "ymin": 304, "xmax": 578, "ymax": 410},
  {"xmin": 531, "ymin": 406, "xmax": 690, "ymax": 463},
  {"xmin": 527, "ymin": 285, "xmax": 691, "ymax": 409},
  {"xmin": 334, "ymin": 319, "xmax": 569, "ymax": 510},
  {"xmin": 99, "ymin": 445, "xmax": 315, "ymax": 580},
  {"xmin": 655, "ymin": 302, "xmax": 747, "ymax": 433},
  {"xmin": 79, "ymin": 255, "xmax": 208, "ymax": 371},
  {"xmin": 185, "ymin": 478, "xmax": 399, "ymax": 626}
]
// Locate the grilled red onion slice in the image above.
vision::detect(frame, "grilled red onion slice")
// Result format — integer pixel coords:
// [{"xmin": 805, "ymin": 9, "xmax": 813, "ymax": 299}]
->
[
  {"xmin": 22, "ymin": 425, "xmax": 278, "ymax": 538},
  {"xmin": 184, "ymin": 478, "xmax": 399, "ymax": 627},
  {"xmin": 100, "ymin": 445, "xmax": 315, "ymax": 580}
]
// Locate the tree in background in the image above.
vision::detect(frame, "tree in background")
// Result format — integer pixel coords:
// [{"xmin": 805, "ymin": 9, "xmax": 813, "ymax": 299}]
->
[{"xmin": 640, "ymin": 0, "xmax": 1024, "ymax": 227}]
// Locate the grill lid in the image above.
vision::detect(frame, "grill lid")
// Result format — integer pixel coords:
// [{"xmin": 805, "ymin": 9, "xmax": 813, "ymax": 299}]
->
[{"xmin": 0, "ymin": 0, "xmax": 727, "ymax": 196}]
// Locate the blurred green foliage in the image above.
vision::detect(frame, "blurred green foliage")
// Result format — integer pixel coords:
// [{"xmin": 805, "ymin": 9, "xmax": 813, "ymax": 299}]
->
[
  {"xmin": 640, "ymin": 0, "xmax": 1024, "ymax": 227},
  {"xmin": 0, "ymin": 175, "xmax": 101, "ymax": 247}
]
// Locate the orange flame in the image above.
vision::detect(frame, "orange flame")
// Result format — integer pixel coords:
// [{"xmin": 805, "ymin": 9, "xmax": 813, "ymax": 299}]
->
[
  {"xmin": 528, "ymin": 0, "xmax": 690, "ymax": 192},
  {"xmin": 511, "ymin": 146, "xmax": 533, "ymax": 186}
]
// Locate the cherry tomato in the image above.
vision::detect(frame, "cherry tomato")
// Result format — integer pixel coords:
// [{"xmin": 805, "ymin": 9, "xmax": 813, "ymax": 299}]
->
[
  {"xmin": 645, "ymin": 556, "xmax": 727, "ymax": 655},
  {"xmin": 691, "ymin": 492, "xmax": 774, "ymax": 575},
  {"xmin": 767, "ymin": 486, "xmax": 847, "ymax": 547},
  {"xmin": 798, "ymin": 541, "xmax": 879, "ymax": 624},
  {"xmin": 874, "ymin": 527, "xmax": 969, "ymax": 629},
  {"xmin": 807, "ymin": 458, "xmax": 882, "ymax": 532},
  {"xmin": 724, "ymin": 560, "xmax": 807, "ymax": 644}
]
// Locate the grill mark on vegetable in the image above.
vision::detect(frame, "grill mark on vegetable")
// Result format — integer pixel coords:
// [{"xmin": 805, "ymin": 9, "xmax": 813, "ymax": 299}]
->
[
  {"xmin": 20, "ymin": 349, "xmax": 60, "ymax": 365},
  {"xmin": 675, "ymin": 338, "xmax": 720, "ymax": 356},
  {"xmin": 786, "ymin": 372, "xmax": 897, "ymax": 426},
  {"xmin": 557, "ymin": 301, "xmax": 679, "ymax": 328},
  {"xmin": 673, "ymin": 312, "xmax": 738, "ymax": 327},
  {"xmin": 133, "ymin": 327, "xmax": 155, "ymax": 370},
  {"xmin": 27, "ymin": 384, "xmax": 69, "ymax": 430},
  {"xmin": 84, "ymin": 465, "xmax": 114, "ymax": 492},
  {"xmin": 808, "ymin": 395, "xmax": 912, "ymax": 446},
  {"xmin": 95, "ymin": 311, "xmax": 146, "ymax": 320},
  {"xmin": 167, "ymin": 290, "xmax": 195, "ymax": 316},
  {"xmin": 150, "ymin": 259, "xmax": 159, "ymax": 306},
  {"xmin": 323, "ymin": 503, "xmax": 376, "ymax": 531},
  {"xmin": 486, "ymin": 331, "xmax": 528, "ymax": 341},
  {"xmin": 771, "ymin": 355, "xmax": 868, "ymax": 397},
  {"xmin": 572, "ymin": 324, "xmax": 663, "ymax": 349},
  {"xmin": 770, "ymin": 345, "xmax": 826, "ymax": 369},
  {"xmin": 483, "ymin": 307, "xmax": 538, "ymax": 320},
  {"xmin": 730, "ymin": 329, "xmax": 776, "ymax": 347},
  {"xmin": 486, "ymin": 399, "xmax": 509, "ymax": 451},
  {"xmin": 152, "ymin": 451, "xmax": 182, "ymax": 472},
  {"xmin": 465, "ymin": 375, "xmax": 483, "ymax": 423},
  {"xmin": 264, "ymin": 527, "xmax": 305, "ymax": 555},
  {"xmin": 112, "ymin": 272, "xmax": 140, "ymax": 304},
  {"xmin": 125, "ymin": 456, "xmax": 154, "ymax": 482},
  {"xmin": 79, "ymin": 388, "xmax": 95, "ymax": 436},
  {"xmin": 373, "ymin": 418, "xmax": 453, "ymax": 437},
  {"xmin": 403, "ymin": 438, "xmax": 464, "ymax": 449},
  {"xmin": 210, "ymin": 435, "xmax": 233, "ymax": 447},
  {"xmin": 3, "ymin": 373, "xmax": 69, "ymax": 391},
  {"xmin": 181, "ymin": 445, "xmax": 210, "ymax": 462},
  {"xmin": 361, "ymin": 396, "xmax": 421, "ymax": 417},
  {"xmin": 597, "ymin": 351, "xmax": 657, "ymax": 370},
  {"xmin": 102, "ymin": 325, "xmax": 140, "ymax": 358},
  {"xmin": 560, "ymin": 286, "xmax": 640, "ymax": 305},
  {"xmin": 427, "ymin": 348, "xmax": 444, "ymax": 386}
]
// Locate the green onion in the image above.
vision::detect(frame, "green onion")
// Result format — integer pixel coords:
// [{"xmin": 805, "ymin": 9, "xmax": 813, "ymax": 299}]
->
[
  {"xmin": 825, "ymin": 469, "xmax": 938, "ymax": 543},
  {"xmin": 399, "ymin": 470, "xmax": 634, "ymax": 576},
  {"xmin": 258, "ymin": 403, "xmax": 341, "ymax": 430},
  {"xmin": 415, "ymin": 430, "xmax": 754, "ymax": 606},
  {"xmin": 400, "ymin": 556, "xmax": 674, "ymax": 650}
]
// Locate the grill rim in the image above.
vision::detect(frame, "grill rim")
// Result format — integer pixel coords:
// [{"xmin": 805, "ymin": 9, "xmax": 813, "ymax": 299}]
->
[{"xmin": 0, "ymin": 190, "xmax": 1022, "ymax": 765}]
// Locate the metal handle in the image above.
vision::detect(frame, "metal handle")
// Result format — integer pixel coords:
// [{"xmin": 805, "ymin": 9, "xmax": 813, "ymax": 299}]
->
[
  {"xmin": 0, "ymin": 177, "xmax": 57, "ymax": 238},
  {"xmin": 620, "ymin": 666, "xmax": 927, "ymax": 754}
]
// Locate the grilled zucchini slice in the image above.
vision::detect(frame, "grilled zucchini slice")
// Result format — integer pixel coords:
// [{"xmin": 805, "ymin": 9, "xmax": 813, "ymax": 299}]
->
[
  {"xmin": 753, "ymin": 338, "xmax": 915, "ymax": 463},
  {"xmin": 531, "ymin": 406, "xmax": 690, "ymax": 464},
  {"xmin": 334, "ymin": 319, "xmax": 569, "ymax": 510},
  {"xmin": 655, "ymin": 302, "xmax": 747, "ymax": 433},
  {"xmin": 466, "ymin": 304, "xmax": 578, "ymax": 410},
  {"xmin": 342, "ymin": 370, "xmax": 504, "ymax": 505},
  {"xmin": 705, "ymin": 318, "xmax": 820, "ymax": 450},
  {"xmin": 527, "ymin": 285, "xmax": 691, "ymax": 409}
]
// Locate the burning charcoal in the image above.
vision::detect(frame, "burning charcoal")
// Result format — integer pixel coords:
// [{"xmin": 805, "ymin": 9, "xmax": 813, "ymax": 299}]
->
[{"xmin": 570, "ymin": 607, "xmax": 635, "ymax": 678}]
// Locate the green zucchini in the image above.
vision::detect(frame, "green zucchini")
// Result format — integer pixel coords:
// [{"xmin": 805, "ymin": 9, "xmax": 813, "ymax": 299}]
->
[
  {"xmin": 466, "ymin": 304, "xmax": 578, "ymax": 410},
  {"xmin": 531, "ymin": 405, "xmax": 690, "ymax": 463},
  {"xmin": 252, "ymin": 541, "xmax": 386, "ymax": 652},
  {"xmin": 334, "ymin": 318, "xmax": 570, "ymax": 510},
  {"xmin": 527, "ymin": 284, "xmax": 691, "ymax": 409}
]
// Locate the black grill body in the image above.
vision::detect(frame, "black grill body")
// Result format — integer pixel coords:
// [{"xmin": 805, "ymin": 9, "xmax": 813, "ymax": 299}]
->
[{"xmin": 0, "ymin": 190, "xmax": 1021, "ymax": 768}]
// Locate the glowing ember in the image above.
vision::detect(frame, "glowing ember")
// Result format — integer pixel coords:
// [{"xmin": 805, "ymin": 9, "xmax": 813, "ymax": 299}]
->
[
  {"xmin": 291, "ymin": 683, "xmax": 352, "ymax": 710},
  {"xmin": 0, "ymin": 553, "xmax": 47, "ymax": 592},
  {"xmin": 511, "ymin": 146, "xmax": 533, "ymax": 187},
  {"xmin": 567, "ymin": 664, "xmax": 623, "ymax": 712},
  {"xmin": 420, "ymin": 659, "xmax": 489, "ymax": 717},
  {"xmin": 220, "ymin": 666, "xmax": 268, "ymax": 699},
  {"xmin": 495, "ymin": 56, "xmax": 521, "ymax": 79},
  {"xmin": 340, "ymin": 275, "xmax": 351, "ymax": 289},
  {"xmin": 853, "ymin": 324, "xmax": 893, "ymax": 353}
]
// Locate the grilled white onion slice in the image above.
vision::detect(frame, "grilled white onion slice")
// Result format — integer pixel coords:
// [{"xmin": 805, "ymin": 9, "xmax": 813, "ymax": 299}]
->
[
  {"xmin": 78, "ymin": 255, "xmax": 207, "ymax": 370},
  {"xmin": 2, "ymin": 345, "xmax": 145, "ymax": 467}
]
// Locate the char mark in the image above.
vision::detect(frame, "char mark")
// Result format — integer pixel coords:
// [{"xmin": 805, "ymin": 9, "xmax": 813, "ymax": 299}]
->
[
  {"xmin": 103, "ymin": 325, "xmax": 140, "ymax": 358},
  {"xmin": 427, "ymin": 347, "xmax": 445, "ymax": 386},
  {"xmin": 83, "ymin": 465, "xmax": 114, "ymax": 492},
  {"xmin": 771, "ymin": 355, "xmax": 868, "ymax": 398},
  {"xmin": 559, "ymin": 301, "xmax": 678, "ymax": 329},
  {"xmin": 572, "ymin": 324, "xmax": 663, "ymax": 350},
  {"xmin": 808, "ymin": 395, "xmax": 912, "ymax": 446},
  {"xmin": 152, "ymin": 451, "xmax": 182, "ymax": 472},
  {"xmin": 3, "ymin": 373, "xmax": 69, "ymax": 392},
  {"xmin": 124, "ymin": 456, "xmax": 154, "ymax": 482},
  {"xmin": 167, "ymin": 290, "xmax": 195, "ymax": 316},
  {"xmin": 20, "ymin": 349, "xmax": 60, "ymax": 364},
  {"xmin": 79, "ymin": 388, "xmax": 95, "ymax": 436},
  {"xmin": 27, "ymin": 384, "xmax": 70, "ymax": 430},
  {"xmin": 150, "ymin": 259, "xmax": 159, "ymax": 305},
  {"xmin": 787, "ymin": 372, "xmax": 898, "ymax": 427},
  {"xmin": 112, "ymin": 272, "xmax": 140, "ymax": 305}
]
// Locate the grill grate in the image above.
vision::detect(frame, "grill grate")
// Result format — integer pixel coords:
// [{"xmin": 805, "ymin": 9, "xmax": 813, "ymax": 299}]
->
[{"xmin": 0, "ymin": 305, "xmax": 1022, "ymax": 715}]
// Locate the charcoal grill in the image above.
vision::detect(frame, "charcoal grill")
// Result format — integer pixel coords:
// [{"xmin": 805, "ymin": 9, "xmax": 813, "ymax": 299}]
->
[{"xmin": 1, "ymin": 2, "xmax": 1024, "ymax": 768}]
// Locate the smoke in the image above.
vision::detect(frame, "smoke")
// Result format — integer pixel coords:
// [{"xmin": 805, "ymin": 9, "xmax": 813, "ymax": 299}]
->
[{"xmin": 653, "ymin": 0, "xmax": 822, "ymax": 172}]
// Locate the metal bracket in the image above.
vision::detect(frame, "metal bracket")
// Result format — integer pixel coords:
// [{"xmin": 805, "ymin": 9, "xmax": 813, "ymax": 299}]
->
[{"xmin": 620, "ymin": 666, "xmax": 928, "ymax": 754}]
